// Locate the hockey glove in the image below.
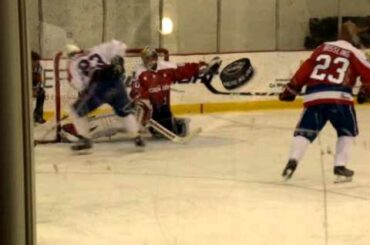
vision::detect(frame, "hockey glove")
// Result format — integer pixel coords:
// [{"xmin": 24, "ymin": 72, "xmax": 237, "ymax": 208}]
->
[
  {"xmin": 199, "ymin": 57, "xmax": 222, "ymax": 76},
  {"xmin": 111, "ymin": 55, "xmax": 125, "ymax": 76},
  {"xmin": 357, "ymin": 86, "xmax": 370, "ymax": 104},
  {"xmin": 279, "ymin": 83, "xmax": 301, "ymax": 102},
  {"xmin": 208, "ymin": 57, "xmax": 222, "ymax": 74}
]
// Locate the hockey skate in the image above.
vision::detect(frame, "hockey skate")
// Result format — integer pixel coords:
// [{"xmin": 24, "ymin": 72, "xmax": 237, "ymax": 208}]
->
[
  {"xmin": 71, "ymin": 136, "xmax": 92, "ymax": 152},
  {"xmin": 34, "ymin": 117, "xmax": 46, "ymax": 124},
  {"xmin": 134, "ymin": 135, "xmax": 146, "ymax": 149},
  {"xmin": 334, "ymin": 166, "xmax": 354, "ymax": 183},
  {"xmin": 174, "ymin": 118, "xmax": 190, "ymax": 137},
  {"xmin": 282, "ymin": 159, "xmax": 298, "ymax": 180}
]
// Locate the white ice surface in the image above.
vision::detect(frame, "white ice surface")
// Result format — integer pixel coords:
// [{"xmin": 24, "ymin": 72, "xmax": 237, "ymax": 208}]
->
[{"xmin": 35, "ymin": 107, "xmax": 370, "ymax": 245}]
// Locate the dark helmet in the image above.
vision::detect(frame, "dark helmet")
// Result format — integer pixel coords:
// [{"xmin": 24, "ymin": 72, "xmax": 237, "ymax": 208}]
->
[{"xmin": 141, "ymin": 46, "xmax": 158, "ymax": 70}]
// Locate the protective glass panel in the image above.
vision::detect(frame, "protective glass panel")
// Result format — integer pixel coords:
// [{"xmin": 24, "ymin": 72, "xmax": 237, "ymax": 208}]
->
[
  {"xmin": 339, "ymin": 0, "xmax": 370, "ymax": 48},
  {"xmin": 28, "ymin": 1, "xmax": 370, "ymax": 245},
  {"xmin": 220, "ymin": 0, "xmax": 276, "ymax": 52},
  {"xmin": 278, "ymin": 0, "xmax": 339, "ymax": 50},
  {"xmin": 162, "ymin": 0, "xmax": 218, "ymax": 53},
  {"xmin": 39, "ymin": 0, "xmax": 157, "ymax": 57}
]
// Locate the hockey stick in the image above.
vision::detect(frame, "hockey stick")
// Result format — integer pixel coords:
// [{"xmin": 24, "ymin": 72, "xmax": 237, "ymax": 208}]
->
[
  {"xmin": 171, "ymin": 87, "xmax": 186, "ymax": 93},
  {"xmin": 198, "ymin": 56, "xmax": 282, "ymax": 96},
  {"xmin": 201, "ymin": 73, "xmax": 281, "ymax": 96},
  {"xmin": 202, "ymin": 58, "xmax": 367, "ymax": 97},
  {"xmin": 147, "ymin": 119, "xmax": 202, "ymax": 144}
]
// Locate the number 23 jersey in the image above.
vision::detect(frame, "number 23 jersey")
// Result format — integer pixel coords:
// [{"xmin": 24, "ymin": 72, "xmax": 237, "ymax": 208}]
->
[{"xmin": 292, "ymin": 40, "xmax": 370, "ymax": 107}]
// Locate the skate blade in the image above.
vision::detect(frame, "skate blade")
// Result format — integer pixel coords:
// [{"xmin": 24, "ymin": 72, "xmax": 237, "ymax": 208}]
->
[
  {"xmin": 334, "ymin": 176, "xmax": 352, "ymax": 184},
  {"xmin": 282, "ymin": 170, "xmax": 294, "ymax": 181}
]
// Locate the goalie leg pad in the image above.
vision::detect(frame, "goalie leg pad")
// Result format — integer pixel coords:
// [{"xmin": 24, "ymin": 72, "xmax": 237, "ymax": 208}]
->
[
  {"xmin": 119, "ymin": 114, "xmax": 140, "ymax": 137},
  {"xmin": 70, "ymin": 106, "xmax": 90, "ymax": 137},
  {"xmin": 135, "ymin": 99, "xmax": 153, "ymax": 127}
]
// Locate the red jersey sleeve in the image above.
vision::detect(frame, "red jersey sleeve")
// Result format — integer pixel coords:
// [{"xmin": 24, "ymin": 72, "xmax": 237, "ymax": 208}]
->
[
  {"xmin": 130, "ymin": 77, "xmax": 149, "ymax": 100},
  {"xmin": 350, "ymin": 52, "xmax": 370, "ymax": 90},
  {"xmin": 279, "ymin": 50, "xmax": 317, "ymax": 101},
  {"xmin": 173, "ymin": 62, "xmax": 203, "ymax": 81},
  {"xmin": 290, "ymin": 54, "xmax": 317, "ymax": 88}
]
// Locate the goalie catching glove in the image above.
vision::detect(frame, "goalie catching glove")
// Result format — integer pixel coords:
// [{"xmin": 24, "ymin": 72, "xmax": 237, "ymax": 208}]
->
[
  {"xmin": 279, "ymin": 83, "xmax": 302, "ymax": 101},
  {"xmin": 199, "ymin": 57, "xmax": 222, "ymax": 76}
]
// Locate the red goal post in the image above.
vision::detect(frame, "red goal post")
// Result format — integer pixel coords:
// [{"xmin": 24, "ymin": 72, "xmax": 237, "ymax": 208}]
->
[{"xmin": 35, "ymin": 48, "xmax": 169, "ymax": 143}]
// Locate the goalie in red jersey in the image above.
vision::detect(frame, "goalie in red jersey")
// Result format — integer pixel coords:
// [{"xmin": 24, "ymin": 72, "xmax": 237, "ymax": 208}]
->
[{"xmin": 130, "ymin": 46, "xmax": 209, "ymax": 138}]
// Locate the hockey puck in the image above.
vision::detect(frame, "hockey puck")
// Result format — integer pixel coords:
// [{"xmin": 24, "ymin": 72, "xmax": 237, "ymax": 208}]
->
[{"xmin": 219, "ymin": 58, "xmax": 254, "ymax": 90}]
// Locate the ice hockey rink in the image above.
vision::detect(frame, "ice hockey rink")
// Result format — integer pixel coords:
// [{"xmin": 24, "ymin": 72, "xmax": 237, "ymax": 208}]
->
[{"xmin": 35, "ymin": 106, "xmax": 370, "ymax": 245}]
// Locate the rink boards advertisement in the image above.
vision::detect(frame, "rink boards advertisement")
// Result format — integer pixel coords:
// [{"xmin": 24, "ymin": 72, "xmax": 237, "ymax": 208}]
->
[
  {"xmin": 169, "ymin": 51, "xmax": 309, "ymax": 113},
  {"xmin": 39, "ymin": 50, "xmax": 317, "ymax": 118}
]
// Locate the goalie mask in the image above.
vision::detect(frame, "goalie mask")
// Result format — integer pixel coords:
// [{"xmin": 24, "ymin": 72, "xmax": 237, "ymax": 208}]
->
[{"xmin": 141, "ymin": 46, "xmax": 158, "ymax": 70}]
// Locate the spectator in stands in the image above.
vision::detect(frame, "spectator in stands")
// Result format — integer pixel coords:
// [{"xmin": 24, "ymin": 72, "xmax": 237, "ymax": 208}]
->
[{"xmin": 32, "ymin": 51, "xmax": 46, "ymax": 124}]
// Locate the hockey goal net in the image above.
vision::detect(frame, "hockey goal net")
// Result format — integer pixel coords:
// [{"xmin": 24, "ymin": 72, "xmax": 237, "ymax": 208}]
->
[{"xmin": 34, "ymin": 48, "xmax": 169, "ymax": 143}]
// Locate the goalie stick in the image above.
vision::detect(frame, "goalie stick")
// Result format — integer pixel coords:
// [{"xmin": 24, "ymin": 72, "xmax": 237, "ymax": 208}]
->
[
  {"xmin": 147, "ymin": 119, "xmax": 202, "ymax": 144},
  {"xmin": 201, "ymin": 73, "xmax": 281, "ymax": 96},
  {"xmin": 199, "ymin": 57, "xmax": 281, "ymax": 96},
  {"xmin": 201, "ymin": 57, "xmax": 365, "ymax": 97}
]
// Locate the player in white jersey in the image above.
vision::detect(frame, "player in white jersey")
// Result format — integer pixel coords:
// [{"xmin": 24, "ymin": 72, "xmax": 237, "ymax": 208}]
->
[{"xmin": 66, "ymin": 40, "xmax": 145, "ymax": 151}]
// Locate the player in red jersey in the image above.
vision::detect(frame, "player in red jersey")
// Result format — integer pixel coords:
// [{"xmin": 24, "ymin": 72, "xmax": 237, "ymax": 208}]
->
[
  {"xmin": 130, "ymin": 46, "xmax": 208, "ymax": 138},
  {"xmin": 280, "ymin": 34, "xmax": 370, "ymax": 181}
]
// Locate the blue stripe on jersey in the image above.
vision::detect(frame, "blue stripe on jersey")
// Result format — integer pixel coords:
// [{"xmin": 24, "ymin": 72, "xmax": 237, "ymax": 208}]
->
[{"xmin": 305, "ymin": 84, "xmax": 352, "ymax": 95}]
